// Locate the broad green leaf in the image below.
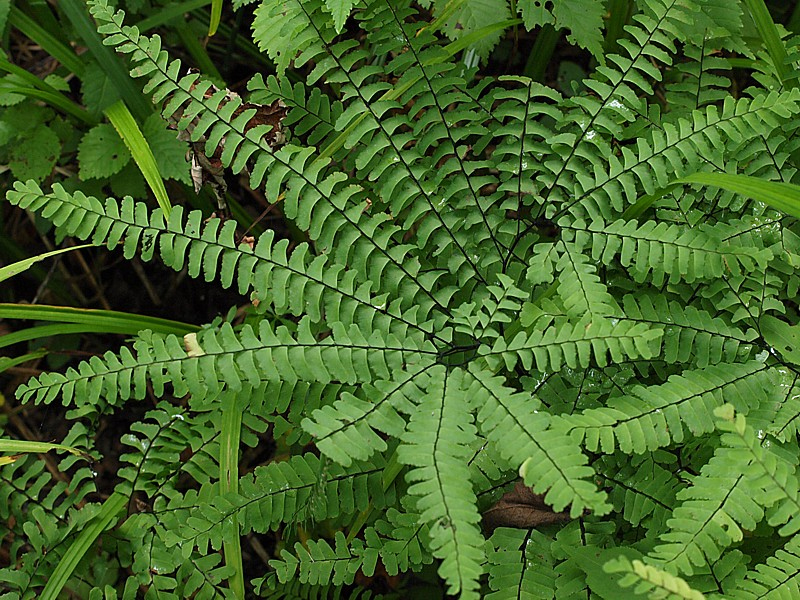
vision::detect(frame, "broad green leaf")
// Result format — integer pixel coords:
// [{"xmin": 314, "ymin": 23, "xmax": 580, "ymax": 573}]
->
[
  {"xmin": 9, "ymin": 125, "xmax": 60, "ymax": 182},
  {"xmin": 142, "ymin": 114, "xmax": 191, "ymax": 184},
  {"xmin": 81, "ymin": 61, "xmax": 122, "ymax": 116},
  {"xmin": 78, "ymin": 122, "xmax": 131, "ymax": 179},
  {"xmin": 552, "ymin": 0, "xmax": 605, "ymax": 58}
]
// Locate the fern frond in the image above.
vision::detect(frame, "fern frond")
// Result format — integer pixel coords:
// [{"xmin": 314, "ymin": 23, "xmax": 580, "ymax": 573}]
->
[
  {"xmin": 117, "ymin": 402, "xmax": 219, "ymax": 499},
  {"xmin": 482, "ymin": 315, "xmax": 662, "ymax": 372},
  {"xmin": 248, "ymin": 74, "xmax": 344, "ymax": 153},
  {"xmin": 16, "ymin": 319, "xmax": 437, "ymax": 409},
  {"xmin": 622, "ymin": 293, "xmax": 756, "ymax": 367},
  {"xmin": 0, "ymin": 425, "xmax": 99, "ymax": 597},
  {"xmin": 160, "ymin": 453, "xmax": 393, "ymax": 556},
  {"xmin": 599, "ymin": 452, "xmax": 682, "ymax": 531},
  {"xmin": 302, "ymin": 366, "xmax": 430, "ymax": 467},
  {"xmin": 556, "ymin": 241, "xmax": 620, "ymax": 318},
  {"xmin": 605, "ymin": 556, "xmax": 706, "ymax": 600},
  {"xmin": 486, "ymin": 528, "xmax": 557, "ymax": 600},
  {"xmin": 6, "ymin": 181, "xmax": 441, "ymax": 339},
  {"xmin": 468, "ymin": 365, "xmax": 610, "ymax": 517},
  {"xmin": 362, "ymin": 506, "xmax": 433, "ymax": 577},
  {"xmin": 648, "ymin": 444, "xmax": 762, "ymax": 575},
  {"xmin": 270, "ymin": 531, "xmax": 364, "ymax": 587},
  {"xmin": 89, "ymin": 2, "xmax": 457, "ymax": 315},
  {"xmin": 555, "ymin": 361, "xmax": 772, "ymax": 454},
  {"xmin": 535, "ymin": 0, "xmax": 696, "ymax": 220},
  {"xmin": 396, "ymin": 366, "xmax": 484, "ymax": 600},
  {"xmin": 567, "ymin": 219, "xmax": 773, "ymax": 285},
  {"xmin": 716, "ymin": 408, "xmax": 800, "ymax": 536},
  {"xmin": 727, "ymin": 533, "xmax": 800, "ymax": 599},
  {"xmin": 552, "ymin": 92, "xmax": 800, "ymax": 221},
  {"xmin": 665, "ymin": 37, "xmax": 735, "ymax": 114},
  {"xmin": 770, "ymin": 370, "xmax": 800, "ymax": 443}
]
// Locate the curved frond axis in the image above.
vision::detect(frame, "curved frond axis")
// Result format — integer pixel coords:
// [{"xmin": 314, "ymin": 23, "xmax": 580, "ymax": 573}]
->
[
  {"xmin": 303, "ymin": 362, "xmax": 438, "ymax": 467},
  {"xmin": 89, "ymin": 2, "xmax": 453, "ymax": 317},
  {"xmin": 397, "ymin": 366, "xmax": 485, "ymax": 600},
  {"xmin": 540, "ymin": 0, "xmax": 693, "ymax": 209},
  {"xmin": 467, "ymin": 365, "xmax": 611, "ymax": 517},
  {"xmin": 16, "ymin": 320, "xmax": 439, "ymax": 409},
  {"xmin": 6, "ymin": 181, "xmax": 448, "ymax": 345},
  {"xmin": 381, "ymin": 1, "xmax": 507, "ymax": 263}
]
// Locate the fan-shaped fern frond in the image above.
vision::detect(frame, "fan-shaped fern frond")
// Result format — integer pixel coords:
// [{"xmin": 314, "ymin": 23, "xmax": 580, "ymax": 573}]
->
[{"xmin": 6, "ymin": 0, "xmax": 800, "ymax": 596}]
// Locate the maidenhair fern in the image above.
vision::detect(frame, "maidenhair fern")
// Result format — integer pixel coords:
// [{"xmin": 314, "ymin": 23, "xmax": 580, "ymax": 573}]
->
[{"xmin": 6, "ymin": 0, "xmax": 800, "ymax": 597}]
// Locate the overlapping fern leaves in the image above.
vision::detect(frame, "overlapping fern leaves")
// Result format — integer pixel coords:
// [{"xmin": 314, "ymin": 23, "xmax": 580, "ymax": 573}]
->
[{"xmin": 5, "ymin": 0, "xmax": 800, "ymax": 597}]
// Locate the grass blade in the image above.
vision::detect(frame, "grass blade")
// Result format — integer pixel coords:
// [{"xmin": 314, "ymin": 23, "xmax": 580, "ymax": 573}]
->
[
  {"xmin": 58, "ymin": 0, "xmax": 152, "ymax": 119},
  {"xmin": 40, "ymin": 493, "xmax": 128, "ymax": 600},
  {"xmin": 0, "ymin": 244, "xmax": 93, "ymax": 284},
  {"xmin": 104, "ymin": 100, "xmax": 172, "ymax": 216},
  {"xmin": 0, "ymin": 350, "xmax": 48, "ymax": 374},
  {"xmin": 8, "ymin": 6, "xmax": 85, "ymax": 76},
  {"xmin": 219, "ymin": 390, "xmax": 245, "ymax": 598},
  {"xmin": 742, "ymin": 0, "xmax": 793, "ymax": 88},
  {"xmin": 0, "ymin": 303, "xmax": 199, "ymax": 336},
  {"xmin": 209, "ymin": 0, "xmax": 222, "ymax": 36},
  {"xmin": 0, "ymin": 439, "xmax": 90, "ymax": 461},
  {"xmin": 678, "ymin": 172, "xmax": 800, "ymax": 219}
]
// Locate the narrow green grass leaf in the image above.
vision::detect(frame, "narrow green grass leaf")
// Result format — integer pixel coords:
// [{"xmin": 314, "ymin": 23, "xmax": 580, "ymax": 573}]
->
[
  {"xmin": 0, "ymin": 439, "xmax": 89, "ymax": 460},
  {"xmin": 208, "ymin": 0, "xmax": 222, "ymax": 36},
  {"xmin": 8, "ymin": 6, "xmax": 85, "ymax": 76},
  {"xmin": 104, "ymin": 100, "xmax": 172, "ymax": 216},
  {"xmin": 0, "ymin": 84, "xmax": 94, "ymax": 124},
  {"xmin": 742, "ymin": 0, "xmax": 792, "ymax": 88},
  {"xmin": 0, "ymin": 350, "xmax": 48, "ymax": 374},
  {"xmin": 58, "ymin": 0, "xmax": 152, "ymax": 119},
  {"xmin": 40, "ymin": 493, "xmax": 128, "ymax": 600},
  {"xmin": 220, "ymin": 391, "xmax": 245, "ymax": 598},
  {"xmin": 0, "ymin": 244, "xmax": 93, "ymax": 284},
  {"xmin": 678, "ymin": 173, "xmax": 800, "ymax": 219},
  {"xmin": 175, "ymin": 20, "xmax": 224, "ymax": 83},
  {"xmin": 0, "ymin": 54, "xmax": 94, "ymax": 124},
  {"xmin": 135, "ymin": 0, "xmax": 210, "ymax": 33},
  {"xmin": 0, "ymin": 303, "xmax": 199, "ymax": 336}
]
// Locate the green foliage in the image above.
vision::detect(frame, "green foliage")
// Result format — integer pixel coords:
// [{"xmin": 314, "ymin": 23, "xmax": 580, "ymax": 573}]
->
[
  {"xmin": 6, "ymin": 0, "xmax": 800, "ymax": 598},
  {"xmin": 78, "ymin": 123, "xmax": 132, "ymax": 179}
]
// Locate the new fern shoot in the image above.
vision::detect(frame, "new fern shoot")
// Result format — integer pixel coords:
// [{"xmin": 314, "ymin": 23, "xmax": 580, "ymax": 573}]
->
[{"xmin": 4, "ymin": 0, "xmax": 800, "ymax": 598}]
